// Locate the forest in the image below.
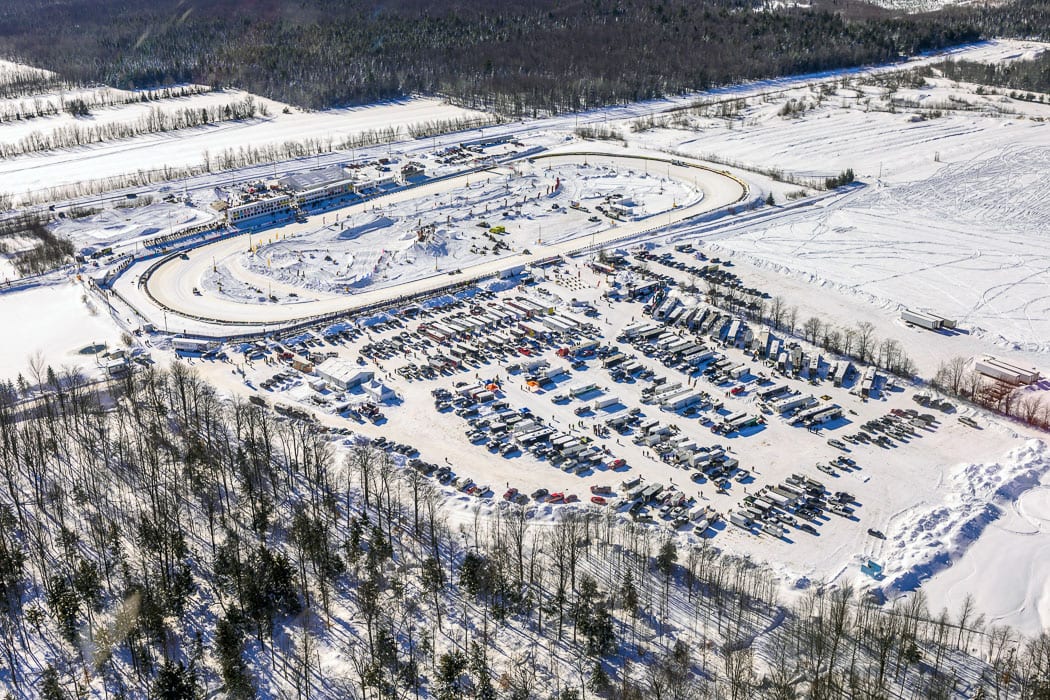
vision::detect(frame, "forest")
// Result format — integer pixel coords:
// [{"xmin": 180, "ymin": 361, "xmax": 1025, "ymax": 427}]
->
[
  {"xmin": 0, "ymin": 358, "xmax": 1048, "ymax": 698},
  {"xmin": 0, "ymin": 0, "xmax": 1046, "ymax": 114}
]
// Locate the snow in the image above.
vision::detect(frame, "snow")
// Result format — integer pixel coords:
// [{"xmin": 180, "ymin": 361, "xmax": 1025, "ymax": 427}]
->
[
  {"xmin": 612, "ymin": 55, "xmax": 1050, "ymax": 357},
  {"xmin": 0, "ymin": 87, "xmax": 258, "ymax": 146},
  {"xmin": 0, "ymin": 96, "xmax": 489, "ymax": 196},
  {"xmin": 53, "ymin": 200, "xmax": 220, "ymax": 253},
  {"xmin": 0, "ymin": 281, "xmax": 125, "ymax": 382},
  {"xmin": 117, "ymin": 148, "xmax": 745, "ymax": 330},
  {"xmin": 891, "ymin": 439, "xmax": 1050, "ymax": 636},
  {"xmin": 0, "ymin": 39, "xmax": 1049, "ymax": 640}
]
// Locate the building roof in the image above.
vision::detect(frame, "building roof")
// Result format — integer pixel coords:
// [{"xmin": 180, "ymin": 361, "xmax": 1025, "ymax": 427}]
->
[
  {"xmin": 315, "ymin": 357, "xmax": 371, "ymax": 384},
  {"xmin": 278, "ymin": 165, "xmax": 349, "ymax": 193}
]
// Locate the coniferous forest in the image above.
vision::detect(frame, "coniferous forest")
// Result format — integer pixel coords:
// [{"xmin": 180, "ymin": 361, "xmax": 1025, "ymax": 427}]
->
[{"xmin": 0, "ymin": 0, "xmax": 1047, "ymax": 114}]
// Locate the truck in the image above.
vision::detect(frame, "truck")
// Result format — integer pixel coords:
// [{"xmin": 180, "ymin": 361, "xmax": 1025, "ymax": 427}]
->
[{"xmin": 729, "ymin": 512, "xmax": 752, "ymax": 529}]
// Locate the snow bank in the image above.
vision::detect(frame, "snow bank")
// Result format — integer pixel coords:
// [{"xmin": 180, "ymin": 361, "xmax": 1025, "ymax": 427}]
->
[{"xmin": 881, "ymin": 439, "xmax": 1050, "ymax": 621}]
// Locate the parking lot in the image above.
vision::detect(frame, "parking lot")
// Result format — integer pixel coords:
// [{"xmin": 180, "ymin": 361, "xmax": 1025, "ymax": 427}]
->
[{"xmin": 189, "ymin": 246, "xmax": 1004, "ymax": 580}]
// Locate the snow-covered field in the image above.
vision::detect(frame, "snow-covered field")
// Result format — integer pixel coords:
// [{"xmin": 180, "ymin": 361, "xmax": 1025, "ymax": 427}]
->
[
  {"xmin": 0, "ymin": 94, "xmax": 488, "ymax": 197},
  {"xmin": 0, "ymin": 282, "xmax": 124, "ymax": 382},
  {"xmin": 616, "ymin": 57, "xmax": 1050, "ymax": 356},
  {"xmin": 54, "ymin": 200, "xmax": 220, "ymax": 254}
]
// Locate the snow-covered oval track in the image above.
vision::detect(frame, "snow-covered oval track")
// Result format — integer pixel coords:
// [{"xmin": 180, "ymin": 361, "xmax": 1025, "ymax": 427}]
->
[{"xmin": 122, "ymin": 148, "xmax": 747, "ymax": 335}]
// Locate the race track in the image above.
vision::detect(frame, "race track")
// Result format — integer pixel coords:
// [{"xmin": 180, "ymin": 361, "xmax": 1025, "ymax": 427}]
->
[{"xmin": 121, "ymin": 147, "xmax": 748, "ymax": 334}]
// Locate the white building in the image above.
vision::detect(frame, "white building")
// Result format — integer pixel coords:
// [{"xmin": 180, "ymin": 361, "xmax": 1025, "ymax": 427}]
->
[
  {"xmin": 227, "ymin": 194, "xmax": 294, "ymax": 224},
  {"xmin": 315, "ymin": 357, "xmax": 374, "ymax": 390}
]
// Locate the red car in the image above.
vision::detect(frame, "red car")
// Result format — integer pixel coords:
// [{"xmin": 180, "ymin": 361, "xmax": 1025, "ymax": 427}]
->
[
  {"xmin": 590, "ymin": 496, "xmax": 607, "ymax": 505},
  {"xmin": 503, "ymin": 488, "xmax": 518, "ymax": 500},
  {"xmin": 517, "ymin": 347, "xmax": 532, "ymax": 356},
  {"xmin": 730, "ymin": 386, "xmax": 745, "ymax": 396},
  {"xmin": 608, "ymin": 458, "xmax": 626, "ymax": 469},
  {"xmin": 565, "ymin": 494, "xmax": 579, "ymax": 503},
  {"xmin": 547, "ymin": 492, "xmax": 565, "ymax": 503}
]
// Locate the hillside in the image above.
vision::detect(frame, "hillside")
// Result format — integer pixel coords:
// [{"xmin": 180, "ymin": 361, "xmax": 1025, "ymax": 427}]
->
[{"xmin": 0, "ymin": 0, "xmax": 1008, "ymax": 113}]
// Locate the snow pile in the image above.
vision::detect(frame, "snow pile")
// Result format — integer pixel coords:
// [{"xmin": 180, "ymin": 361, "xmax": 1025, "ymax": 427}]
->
[{"xmin": 881, "ymin": 439, "xmax": 1049, "ymax": 601}]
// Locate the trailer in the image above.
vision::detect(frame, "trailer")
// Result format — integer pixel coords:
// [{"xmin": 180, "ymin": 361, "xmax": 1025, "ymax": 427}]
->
[
  {"xmin": 690, "ymin": 451, "xmax": 713, "ymax": 468},
  {"xmin": 974, "ymin": 356, "xmax": 1041, "ymax": 385},
  {"xmin": 641, "ymin": 483, "xmax": 664, "ymax": 501},
  {"xmin": 774, "ymin": 393, "xmax": 816, "ymax": 415},
  {"xmin": 621, "ymin": 321, "xmax": 657, "ymax": 339},
  {"xmin": 569, "ymin": 383, "xmax": 600, "ymax": 398},
  {"xmin": 727, "ymin": 414, "xmax": 760, "ymax": 432},
  {"xmin": 628, "ymin": 281, "xmax": 661, "ymax": 300},
  {"xmin": 901, "ymin": 308, "xmax": 943, "ymax": 331},
  {"xmin": 663, "ymin": 391, "xmax": 703, "ymax": 412},
  {"xmin": 562, "ymin": 443, "xmax": 587, "ymax": 458},
  {"xmin": 725, "ymin": 319, "xmax": 740, "ymax": 344},
  {"xmin": 639, "ymin": 419, "xmax": 661, "ymax": 435},
  {"xmin": 620, "ymin": 360, "xmax": 644, "ymax": 374},
  {"xmin": 755, "ymin": 329, "xmax": 771, "ymax": 357},
  {"xmin": 650, "ymin": 382, "xmax": 683, "ymax": 399},
  {"xmin": 796, "ymin": 402, "xmax": 840, "ymax": 425},
  {"xmin": 620, "ymin": 475, "xmax": 643, "ymax": 490},
  {"xmin": 172, "ymin": 337, "xmax": 215, "ymax": 354},
  {"xmin": 593, "ymin": 396, "xmax": 620, "ymax": 411},
  {"xmin": 656, "ymin": 388, "xmax": 692, "ymax": 406},
  {"xmin": 571, "ymin": 339, "xmax": 600, "ymax": 355},
  {"xmin": 768, "ymin": 338, "xmax": 782, "ymax": 362},
  {"xmin": 765, "ymin": 491, "xmax": 795, "ymax": 508},
  {"xmin": 833, "ymin": 360, "xmax": 852, "ymax": 387},
  {"xmin": 758, "ymin": 383, "xmax": 790, "ymax": 400},
  {"xmin": 721, "ymin": 410, "xmax": 747, "ymax": 427},
  {"xmin": 654, "ymin": 296, "xmax": 679, "ymax": 320},
  {"xmin": 805, "ymin": 405, "xmax": 842, "ymax": 427},
  {"xmin": 551, "ymin": 434, "xmax": 574, "ymax": 449}
]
